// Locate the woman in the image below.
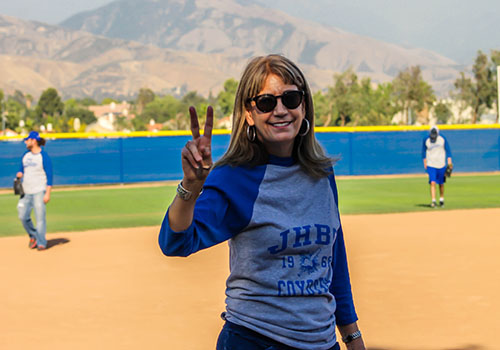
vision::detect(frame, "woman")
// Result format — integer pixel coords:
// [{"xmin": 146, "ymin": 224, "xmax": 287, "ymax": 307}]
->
[{"xmin": 159, "ymin": 55, "xmax": 365, "ymax": 350}]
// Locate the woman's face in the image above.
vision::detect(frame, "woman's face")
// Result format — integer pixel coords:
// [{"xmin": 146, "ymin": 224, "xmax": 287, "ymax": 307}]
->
[{"xmin": 245, "ymin": 74, "xmax": 305, "ymax": 157}]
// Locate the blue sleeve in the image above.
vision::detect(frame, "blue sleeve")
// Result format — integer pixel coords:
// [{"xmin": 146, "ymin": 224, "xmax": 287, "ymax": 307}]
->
[
  {"xmin": 41, "ymin": 150, "xmax": 53, "ymax": 186},
  {"xmin": 422, "ymin": 137, "xmax": 428, "ymax": 159},
  {"xmin": 443, "ymin": 136, "xmax": 452, "ymax": 158},
  {"xmin": 328, "ymin": 171, "xmax": 358, "ymax": 326},
  {"xmin": 158, "ymin": 164, "xmax": 266, "ymax": 257}
]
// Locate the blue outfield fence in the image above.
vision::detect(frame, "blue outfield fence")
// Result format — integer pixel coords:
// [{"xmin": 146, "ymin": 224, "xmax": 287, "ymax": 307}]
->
[{"xmin": 1, "ymin": 128, "xmax": 499, "ymax": 188}]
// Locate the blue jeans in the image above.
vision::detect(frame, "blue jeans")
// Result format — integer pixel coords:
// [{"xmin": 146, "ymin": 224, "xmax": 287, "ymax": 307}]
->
[
  {"xmin": 216, "ymin": 321, "xmax": 341, "ymax": 350},
  {"xmin": 17, "ymin": 191, "xmax": 47, "ymax": 247}
]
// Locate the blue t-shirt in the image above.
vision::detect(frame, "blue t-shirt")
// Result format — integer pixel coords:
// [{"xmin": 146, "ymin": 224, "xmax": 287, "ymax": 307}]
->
[{"xmin": 159, "ymin": 156, "xmax": 357, "ymax": 349}]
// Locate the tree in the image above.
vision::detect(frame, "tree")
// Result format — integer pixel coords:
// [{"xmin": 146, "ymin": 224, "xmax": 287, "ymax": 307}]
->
[
  {"xmin": 453, "ymin": 50, "xmax": 498, "ymax": 124},
  {"xmin": 177, "ymin": 91, "xmax": 209, "ymax": 129},
  {"xmin": 11, "ymin": 90, "xmax": 26, "ymax": 107},
  {"xmin": 4, "ymin": 97, "xmax": 25, "ymax": 130},
  {"xmin": 433, "ymin": 101, "xmax": 452, "ymax": 124},
  {"xmin": 42, "ymin": 98, "xmax": 91, "ymax": 132},
  {"xmin": 328, "ymin": 69, "xmax": 359, "ymax": 126},
  {"xmin": 217, "ymin": 78, "xmax": 238, "ymax": 117},
  {"xmin": 392, "ymin": 66, "xmax": 435, "ymax": 125},
  {"xmin": 77, "ymin": 97, "xmax": 98, "ymax": 106},
  {"xmin": 0, "ymin": 90, "xmax": 33, "ymax": 131},
  {"xmin": 136, "ymin": 88, "xmax": 155, "ymax": 115},
  {"xmin": 490, "ymin": 50, "xmax": 500, "ymax": 123},
  {"xmin": 25, "ymin": 94, "xmax": 33, "ymax": 110},
  {"xmin": 133, "ymin": 91, "xmax": 209, "ymax": 131},
  {"xmin": 313, "ymin": 71, "xmax": 396, "ymax": 127},
  {"xmin": 0, "ymin": 89, "xmax": 4, "ymax": 128},
  {"xmin": 313, "ymin": 90, "xmax": 336, "ymax": 127},
  {"xmin": 131, "ymin": 117, "xmax": 147, "ymax": 131},
  {"xmin": 473, "ymin": 51, "xmax": 495, "ymax": 123},
  {"xmin": 101, "ymin": 97, "xmax": 119, "ymax": 105},
  {"xmin": 350, "ymin": 80, "xmax": 396, "ymax": 126},
  {"xmin": 181, "ymin": 91, "xmax": 206, "ymax": 108},
  {"xmin": 139, "ymin": 95, "xmax": 183, "ymax": 125},
  {"xmin": 65, "ymin": 104, "xmax": 97, "ymax": 126},
  {"xmin": 453, "ymin": 72, "xmax": 476, "ymax": 122},
  {"xmin": 35, "ymin": 88, "xmax": 64, "ymax": 122}
]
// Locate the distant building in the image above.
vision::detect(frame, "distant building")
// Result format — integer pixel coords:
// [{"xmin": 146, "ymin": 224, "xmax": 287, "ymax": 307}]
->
[
  {"xmin": 216, "ymin": 115, "xmax": 232, "ymax": 129},
  {"xmin": 147, "ymin": 119, "xmax": 163, "ymax": 132},
  {"xmin": 0, "ymin": 128, "xmax": 18, "ymax": 137},
  {"xmin": 391, "ymin": 99, "xmax": 498, "ymax": 125},
  {"xmin": 86, "ymin": 102, "xmax": 135, "ymax": 132}
]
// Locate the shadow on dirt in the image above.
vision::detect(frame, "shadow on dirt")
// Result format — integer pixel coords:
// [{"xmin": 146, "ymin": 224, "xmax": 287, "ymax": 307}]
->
[{"xmin": 46, "ymin": 238, "xmax": 70, "ymax": 249}]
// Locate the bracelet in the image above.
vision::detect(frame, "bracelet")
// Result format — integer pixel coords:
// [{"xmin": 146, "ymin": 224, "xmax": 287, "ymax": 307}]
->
[
  {"xmin": 342, "ymin": 330, "xmax": 362, "ymax": 344},
  {"xmin": 176, "ymin": 181, "xmax": 202, "ymax": 201}
]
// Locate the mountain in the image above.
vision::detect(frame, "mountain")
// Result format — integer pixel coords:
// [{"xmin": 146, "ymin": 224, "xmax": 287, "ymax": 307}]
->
[
  {"xmin": 4, "ymin": 0, "xmax": 499, "ymax": 65},
  {"xmin": 252, "ymin": 0, "xmax": 500, "ymax": 65},
  {"xmin": 0, "ymin": 14, "xmax": 249, "ymax": 100},
  {"xmin": 0, "ymin": 0, "xmax": 464, "ymax": 100},
  {"xmin": 60, "ymin": 0, "xmax": 461, "ymax": 92}
]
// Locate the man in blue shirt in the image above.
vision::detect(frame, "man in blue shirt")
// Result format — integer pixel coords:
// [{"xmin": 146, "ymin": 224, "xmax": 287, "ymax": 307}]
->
[
  {"xmin": 422, "ymin": 126, "xmax": 452, "ymax": 208},
  {"xmin": 16, "ymin": 131, "xmax": 53, "ymax": 250}
]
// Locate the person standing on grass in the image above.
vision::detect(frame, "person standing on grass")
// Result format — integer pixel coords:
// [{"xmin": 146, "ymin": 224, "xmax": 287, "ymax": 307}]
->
[
  {"xmin": 159, "ymin": 55, "xmax": 365, "ymax": 350},
  {"xmin": 422, "ymin": 126, "xmax": 452, "ymax": 208},
  {"xmin": 16, "ymin": 131, "xmax": 53, "ymax": 251}
]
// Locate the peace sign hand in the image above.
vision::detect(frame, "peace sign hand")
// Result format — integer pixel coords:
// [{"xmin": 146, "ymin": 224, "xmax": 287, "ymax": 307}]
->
[{"xmin": 181, "ymin": 106, "xmax": 214, "ymax": 184}]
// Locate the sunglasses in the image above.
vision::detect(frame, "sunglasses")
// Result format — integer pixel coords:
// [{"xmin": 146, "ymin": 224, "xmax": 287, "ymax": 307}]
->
[{"xmin": 247, "ymin": 90, "xmax": 304, "ymax": 113}]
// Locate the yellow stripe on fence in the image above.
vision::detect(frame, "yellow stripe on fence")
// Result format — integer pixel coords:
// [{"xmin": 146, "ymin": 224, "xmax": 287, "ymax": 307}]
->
[
  {"xmin": 315, "ymin": 124, "xmax": 500, "ymax": 132},
  {"xmin": 1, "ymin": 124, "xmax": 500, "ymax": 140},
  {"xmin": 0, "ymin": 129, "xmax": 232, "ymax": 140}
]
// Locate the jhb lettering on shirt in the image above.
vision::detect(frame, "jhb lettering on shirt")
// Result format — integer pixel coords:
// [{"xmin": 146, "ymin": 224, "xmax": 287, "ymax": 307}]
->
[{"xmin": 268, "ymin": 224, "xmax": 336, "ymax": 254}]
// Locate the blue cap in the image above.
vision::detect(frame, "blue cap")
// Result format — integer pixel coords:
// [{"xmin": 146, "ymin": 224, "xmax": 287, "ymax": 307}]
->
[{"xmin": 24, "ymin": 131, "xmax": 41, "ymax": 141}]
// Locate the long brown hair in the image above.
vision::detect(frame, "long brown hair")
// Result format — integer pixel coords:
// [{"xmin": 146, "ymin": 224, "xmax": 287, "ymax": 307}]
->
[{"xmin": 215, "ymin": 54, "xmax": 333, "ymax": 178}]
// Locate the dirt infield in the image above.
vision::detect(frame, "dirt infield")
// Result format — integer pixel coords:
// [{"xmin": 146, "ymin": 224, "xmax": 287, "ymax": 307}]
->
[{"xmin": 1, "ymin": 208, "xmax": 499, "ymax": 350}]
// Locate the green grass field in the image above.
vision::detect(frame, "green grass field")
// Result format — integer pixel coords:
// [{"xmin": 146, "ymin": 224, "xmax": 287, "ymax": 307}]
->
[{"xmin": 1, "ymin": 174, "xmax": 499, "ymax": 238}]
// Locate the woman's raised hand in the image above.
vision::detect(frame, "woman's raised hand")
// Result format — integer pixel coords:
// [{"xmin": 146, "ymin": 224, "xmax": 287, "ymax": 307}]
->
[{"xmin": 181, "ymin": 106, "xmax": 214, "ymax": 183}]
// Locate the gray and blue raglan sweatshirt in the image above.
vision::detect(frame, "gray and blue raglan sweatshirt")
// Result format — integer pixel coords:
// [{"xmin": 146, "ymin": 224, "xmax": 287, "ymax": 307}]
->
[
  {"xmin": 19, "ymin": 150, "xmax": 53, "ymax": 194},
  {"xmin": 158, "ymin": 156, "xmax": 358, "ymax": 350}
]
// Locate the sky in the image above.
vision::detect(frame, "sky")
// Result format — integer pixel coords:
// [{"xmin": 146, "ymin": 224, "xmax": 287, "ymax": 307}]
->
[
  {"xmin": 1, "ymin": 0, "xmax": 113, "ymax": 24},
  {"xmin": 2, "ymin": 0, "xmax": 499, "ymax": 64}
]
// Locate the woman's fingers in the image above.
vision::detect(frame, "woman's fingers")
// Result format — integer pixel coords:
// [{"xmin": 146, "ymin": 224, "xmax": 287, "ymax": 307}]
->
[
  {"xmin": 203, "ymin": 106, "xmax": 213, "ymax": 141},
  {"xmin": 181, "ymin": 153, "xmax": 199, "ymax": 174},
  {"xmin": 182, "ymin": 141, "xmax": 202, "ymax": 169},
  {"xmin": 189, "ymin": 106, "xmax": 201, "ymax": 140},
  {"xmin": 185, "ymin": 106, "xmax": 214, "ymax": 175},
  {"xmin": 182, "ymin": 142, "xmax": 212, "ymax": 180}
]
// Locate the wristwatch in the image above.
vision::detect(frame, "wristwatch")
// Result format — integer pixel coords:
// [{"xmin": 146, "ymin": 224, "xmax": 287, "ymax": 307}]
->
[
  {"xmin": 176, "ymin": 181, "xmax": 202, "ymax": 201},
  {"xmin": 342, "ymin": 330, "xmax": 362, "ymax": 344}
]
